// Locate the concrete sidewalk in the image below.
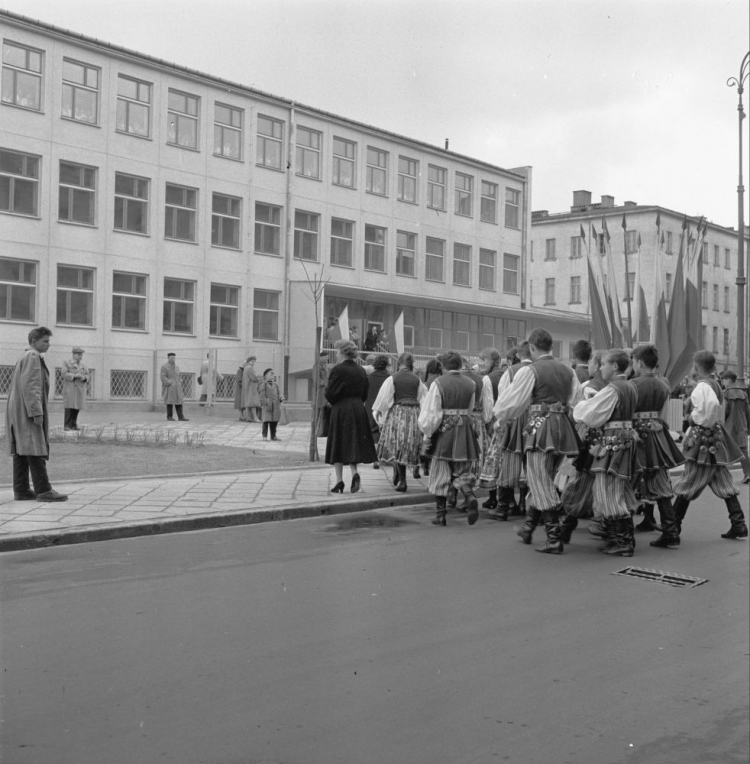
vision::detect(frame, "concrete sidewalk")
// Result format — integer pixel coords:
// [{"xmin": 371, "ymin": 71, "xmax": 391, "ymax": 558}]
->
[{"xmin": 0, "ymin": 412, "xmax": 433, "ymax": 552}]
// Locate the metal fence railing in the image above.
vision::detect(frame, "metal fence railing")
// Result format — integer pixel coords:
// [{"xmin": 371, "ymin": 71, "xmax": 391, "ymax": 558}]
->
[{"xmin": 110, "ymin": 369, "xmax": 148, "ymax": 400}]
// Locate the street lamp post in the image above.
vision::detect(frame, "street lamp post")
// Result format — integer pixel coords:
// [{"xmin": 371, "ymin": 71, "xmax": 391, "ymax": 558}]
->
[{"xmin": 727, "ymin": 52, "xmax": 749, "ymax": 381}]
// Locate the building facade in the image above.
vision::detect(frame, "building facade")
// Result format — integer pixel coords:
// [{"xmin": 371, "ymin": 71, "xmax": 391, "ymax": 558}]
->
[
  {"xmin": 0, "ymin": 11, "xmax": 589, "ymax": 405},
  {"xmin": 529, "ymin": 190, "xmax": 748, "ymax": 371}
]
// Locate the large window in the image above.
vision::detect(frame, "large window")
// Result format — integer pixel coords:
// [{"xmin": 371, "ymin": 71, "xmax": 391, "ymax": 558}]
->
[
  {"xmin": 294, "ymin": 211, "xmax": 319, "ymax": 261},
  {"xmin": 116, "ymin": 75, "xmax": 151, "ymax": 137},
  {"xmin": 296, "ymin": 127, "xmax": 321, "ymax": 179},
  {"xmin": 570, "ymin": 236, "xmax": 582, "ymax": 258},
  {"xmin": 712, "ymin": 283, "xmax": 719, "ymax": 311},
  {"xmin": 163, "ymin": 278, "xmax": 195, "ymax": 334},
  {"xmin": 724, "ymin": 328, "xmax": 730, "ymax": 356},
  {"xmin": 505, "ymin": 187, "xmax": 520, "ymax": 228},
  {"xmin": 364, "ymin": 225, "xmax": 386, "ymax": 272},
  {"xmin": 480, "ymin": 181, "xmax": 498, "ymax": 223},
  {"xmin": 545, "ymin": 278, "xmax": 556, "ymax": 305},
  {"xmin": 211, "ymin": 193, "xmax": 241, "ymax": 249},
  {"xmin": 167, "ymin": 90, "xmax": 199, "ymax": 149},
  {"xmin": 713, "ymin": 245, "xmax": 720, "ymax": 266},
  {"xmin": 479, "ymin": 248, "xmax": 496, "ymax": 291},
  {"xmin": 1, "ymin": 41, "xmax": 42, "ymax": 111},
  {"xmin": 210, "ymin": 284, "xmax": 239, "ymax": 337},
  {"xmin": 666, "ymin": 231, "xmax": 673, "ymax": 254},
  {"xmin": 625, "ymin": 230, "xmax": 638, "ymax": 254},
  {"xmin": 701, "ymin": 281, "xmax": 708, "ymax": 309},
  {"xmin": 257, "ymin": 115, "xmax": 283, "ymax": 169},
  {"xmin": 453, "ymin": 243, "xmax": 471, "ymax": 286},
  {"xmin": 398, "ymin": 157, "xmax": 418, "ymax": 203},
  {"xmin": 725, "ymin": 248, "xmax": 731, "ymax": 269},
  {"xmin": 725, "ymin": 286, "xmax": 731, "ymax": 313},
  {"xmin": 57, "ymin": 265, "xmax": 94, "ymax": 326},
  {"xmin": 570, "ymin": 275, "xmax": 581, "ymax": 304},
  {"xmin": 396, "ymin": 231, "xmax": 416, "ymax": 276},
  {"xmin": 62, "ymin": 58, "xmax": 99, "ymax": 124},
  {"xmin": 0, "ymin": 258, "xmax": 36, "ymax": 322},
  {"xmin": 1, "ymin": 149, "xmax": 39, "ymax": 216},
  {"xmin": 665, "ymin": 272, "xmax": 672, "ymax": 302},
  {"xmin": 427, "ymin": 165, "xmax": 446, "ymax": 210},
  {"xmin": 112, "ymin": 271, "xmax": 147, "ymax": 330},
  {"xmin": 114, "ymin": 173, "xmax": 149, "ymax": 234},
  {"xmin": 253, "ymin": 289, "xmax": 279, "ymax": 340},
  {"xmin": 366, "ymin": 147, "xmax": 387, "ymax": 195},
  {"xmin": 545, "ymin": 239, "xmax": 556, "ymax": 260},
  {"xmin": 164, "ymin": 184, "xmax": 197, "ymax": 242},
  {"xmin": 425, "ymin": 237, "xmax": 445, "ymax": 282},
  {"xmin": 332, "ymin": 137, "xmax": 356, "ymax": 188},
  {"xmin": 455, "ymin": 173, "xmax": 473, "ymax": 216},
  {"xmin": 59, "ymin": 161, "xmax": 96, "ymax": 225},
  {"xmin": 255, "ymin": 203, "xmax": 281, "ymax": 255},
  {"xmin": 503, "ymin": 254, "xmax": 519, "ymax": 294},
  {"xmin": 331, "ymin": 218, "xmax": 354, "ymax": 267},
  {"xmin": 214, "ymin": 103, "xmax": 243, "ymax": 159}
]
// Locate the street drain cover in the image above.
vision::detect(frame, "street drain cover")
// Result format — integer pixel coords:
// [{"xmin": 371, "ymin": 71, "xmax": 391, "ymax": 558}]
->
[{"xmin": 613, "ymin": 566, "xmax": 708, "ymax": 588}]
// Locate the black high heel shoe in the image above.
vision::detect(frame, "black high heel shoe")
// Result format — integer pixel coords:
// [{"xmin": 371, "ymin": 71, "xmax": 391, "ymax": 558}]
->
[
  {"xmin": 331, "ymin": 481, "xmax": 345, "ymax": 493},
  {"xmin": 351, "ymin": 473, "xmax": 361, "ymax": 493}
]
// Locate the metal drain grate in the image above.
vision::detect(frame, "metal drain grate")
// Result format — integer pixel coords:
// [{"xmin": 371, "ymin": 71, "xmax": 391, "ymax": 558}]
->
[{"xmin": 613, "ymin": 566, "xmax": 708, "ymax": 588}]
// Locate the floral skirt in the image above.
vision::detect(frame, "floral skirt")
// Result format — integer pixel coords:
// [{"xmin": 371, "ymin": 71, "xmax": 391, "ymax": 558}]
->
[{"xmin": 377, "ymin": 405, "xmax": 422, "ymax": 465}]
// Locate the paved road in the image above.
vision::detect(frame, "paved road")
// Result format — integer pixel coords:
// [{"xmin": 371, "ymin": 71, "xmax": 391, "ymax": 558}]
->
[{"xmin": 1, "ymin": 489, "xmax": 747, "ymax": 764}]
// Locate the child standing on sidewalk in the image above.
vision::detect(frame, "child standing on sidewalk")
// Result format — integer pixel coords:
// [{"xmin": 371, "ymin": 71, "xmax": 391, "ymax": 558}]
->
[{"xmin": 259, "ymin": 369, "xmax": 283, "ymax": 441}]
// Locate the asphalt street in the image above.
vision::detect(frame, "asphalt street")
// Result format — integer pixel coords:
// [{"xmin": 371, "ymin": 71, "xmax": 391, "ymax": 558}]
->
[{"xmin": 0, "ymin": 488, "xmax": 747, "ymax": 764}]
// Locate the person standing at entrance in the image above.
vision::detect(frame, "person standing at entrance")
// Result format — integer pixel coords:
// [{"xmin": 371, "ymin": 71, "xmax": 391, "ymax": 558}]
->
[
  {"xmin": 259, "ymin": 368, "xmax": 284, "ymax": 440},
  {"xmin": 241, "ymin": 356, "xmax": 262, "ymax": 422},
  {"xmin": 6, "ymin": 326, "xmax": 68, "ymax": 502},
  {"xmin": 160, "ymin": 353, "xmax": 189, "ymax": 421},
  {"xmin": 62, "ymin": 346, "xmax": 90, "ymax": 431}
]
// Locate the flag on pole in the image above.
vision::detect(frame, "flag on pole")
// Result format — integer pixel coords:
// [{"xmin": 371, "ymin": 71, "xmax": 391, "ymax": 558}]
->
[
  {"xmin": 650, "ymin": 213, "xmax": 671, "ymax": 372},
  {"xmin": 393, "ymin": 311, "xmax": 405, "ymax": 354},
  {"xmin": 337, "ymin": 305, "xmax": 350, "ymax": 344},
  {"xmin": 601, "ymin": 217, "xmax": 624, "ymax": 346},
  {"xmin": 633, "ymin": 232, "xmax": 650, "ymax": 343}
]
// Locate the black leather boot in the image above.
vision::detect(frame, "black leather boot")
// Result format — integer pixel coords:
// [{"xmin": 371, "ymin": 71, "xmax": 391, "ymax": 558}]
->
[
  {"xmin": 460, "ymin": 487, "xmax": 479, "ymax": 525},
  {"xmin": 516, "ymin": 507, "xmax": 542, "ymax": 544},
  {"xmin": 517, "ymin": 484, "xmax": 529, "ymax": 516},
  {"xmin": 432, "ymin": 496, "xmax": 447, "ymax": 526},
  {"xmin": 446, "ymin": 485, "xmax": 457, "ymax": 509},
  {"xmin": 603, "ymin": 517, "xmax": 635, "ymax": 556},
  {"xmin": 651, "ymin": 497, "xmax": 681, "ymax": 547},
  {"xmin": 395, "ymin": 464, "xmax": 408, "ymax": 493},
  {"xmin": 536, "ymin": 509, "xmax": 564, "ymax": 554},
  {"xmin": 635, "ymin": 503, "xmax": 660, "ymax": 532},
  {"xmin": 559, "ymin": 513, "xmax": 579, "ymax": 544},
  {"xmin": 672, "ymin": 495, "xmax": 690, "ymax": 536},
  {"xmin": 488, "ymin": 486, "xmax": 514, "ymax": 520},
  {"xmin": 482, "ymin": 488, "xmax": 498, "ymax": 510},
  {"xmin": 721, "ymin": 496, "xmax": 749, "ymax": 539}
]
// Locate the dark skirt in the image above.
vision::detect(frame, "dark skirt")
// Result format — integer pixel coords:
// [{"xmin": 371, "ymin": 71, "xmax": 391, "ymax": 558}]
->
[{"xmin": 325, "ymin": 396, "xmax": 378, "ymax": 465}]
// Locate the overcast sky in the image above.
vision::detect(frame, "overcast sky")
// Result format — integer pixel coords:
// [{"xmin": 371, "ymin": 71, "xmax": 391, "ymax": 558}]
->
[{"xmin": 4, "ymin": 0, "xmax": 748, "ymax": 227}]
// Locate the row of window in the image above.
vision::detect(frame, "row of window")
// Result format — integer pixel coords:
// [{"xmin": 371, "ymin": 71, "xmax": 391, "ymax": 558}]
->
[
  {"xmin": 702, "ymin": 326, "xmax": 734, "ymax": 357},
  {"xmin": 0, "ymin": 259, "xmax": 281, "ymax": 340},
  {"xmin": 2, "ymin": 39, "xmax": 523, "ymax": 225},
  {"xmin": 540, "ymin": 273, "xmax": 733, "ymax": 313},
  {"xmin": 538, "ymin": 233, "xmax": 733, "ymax": 269}
]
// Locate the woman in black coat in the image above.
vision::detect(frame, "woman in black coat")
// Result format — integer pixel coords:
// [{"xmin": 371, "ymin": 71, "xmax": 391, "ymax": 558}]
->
[{"xmin": 325, "ymin": 339, "xmax": 377, "ymax": 493}]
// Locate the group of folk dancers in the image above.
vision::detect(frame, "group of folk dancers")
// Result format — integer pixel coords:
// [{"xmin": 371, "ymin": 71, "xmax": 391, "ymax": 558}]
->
[{"xmin": 371, "ymin": 327, "xmax": 747, "ymax": 556}]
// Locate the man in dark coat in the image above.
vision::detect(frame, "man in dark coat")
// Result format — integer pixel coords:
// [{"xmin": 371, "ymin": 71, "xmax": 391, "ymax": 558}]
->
[{"xmin": 721, "ymin": 370, "xmax": 750, "ymax": 483}]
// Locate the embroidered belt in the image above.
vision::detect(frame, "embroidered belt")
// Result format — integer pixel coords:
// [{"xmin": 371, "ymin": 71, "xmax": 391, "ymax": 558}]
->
[
  {"xmin": 604, "ymin": 421, "xmax": 633, "ymax": 431},
  {"xmin": 633, "ymin": 411, "xmax": 659, "ymax": 420},
  {"xmin": 443, "ymin": 408, "xmax": 469, "ymax": 415},
  {"xmin": 529, "ymin": 402, "xmax": 566, "ymax": 416}
]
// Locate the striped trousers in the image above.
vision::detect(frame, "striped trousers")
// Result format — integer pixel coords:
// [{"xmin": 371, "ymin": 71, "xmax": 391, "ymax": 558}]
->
[
  {"xmin": 592, "ymin": 473, "xmax": 638, "ymax": 519},
  {"xmin": 525, "ymin": 450, "xmax": 565, "ymax": 511},
  {"xmin": 638, "ymin": 468, "xmax": 676, "ymax": 501},
  {"xmin": 427, "ymin": 458, "xmax": 476, "ymax": 497},
  {"xmin": 673, "ymin": 462, "xmax": 740, "ymax": 501}
]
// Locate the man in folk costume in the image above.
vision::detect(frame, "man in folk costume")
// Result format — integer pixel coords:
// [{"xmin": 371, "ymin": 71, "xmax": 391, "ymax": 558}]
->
[
  {"xmin": 558, "ymin": 349, "xmax": 609, "ymax": 543},
  {"xmin": 672, "ymin": 351, "xmax": 747, "ymax": 540},
  {"xmin": 573, "ymin": 350, "xmax": 640, "ymax": 557},
  {"xmin": 629, "ymin": 344, "xmax": 685, "ymax": 548},
  {"xmin": 572, "ymin": 339, "xmax": 593, "ymax": 385},
  {"xmin": 483, "ymin": 341, "xmax": 534, "ymax": 521},
  {"xmin": 494, "ymin": 329, "xmax": 582, "ymax": 553},
  {"xmin": 418, "ymin": 351, "xmax": 481, "ymax": 527}
]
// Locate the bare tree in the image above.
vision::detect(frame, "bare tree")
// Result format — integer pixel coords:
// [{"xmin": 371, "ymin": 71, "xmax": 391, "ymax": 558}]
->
[{"xmin": 298, "ymin": 260, "xmax": 331, "ymax": 461}]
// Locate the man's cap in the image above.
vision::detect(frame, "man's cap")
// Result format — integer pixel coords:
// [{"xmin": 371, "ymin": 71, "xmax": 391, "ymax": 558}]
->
[
  {"xmin": 72, "ymin": 346, "xmax": 85, "ymax": 353},
  {"xmin": 167, "ymin": 352, "xmax": 176, "ymax": 357}
]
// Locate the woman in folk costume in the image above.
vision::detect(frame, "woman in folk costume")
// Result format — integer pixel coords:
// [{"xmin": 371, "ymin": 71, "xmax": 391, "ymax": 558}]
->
[
  {"xmin": 672, "ymin": 351, "xmax": 747, "ymax": 540},
  {"xmin": 477, "ymin": 347, "xmax": 508, "ymax": 511},
  {"xmin": 418, "ymin": 351, "xmax": 481, "ymax": 527},
  {"xmin": 573, "ymin": 349, "xmax": 640, "ymax": 557},
  {"xmin": 241, "ymin": 356, "xmax": 262, "ymax": 422},
  {"xmin": 372, "ymin": 352, "xmax": 427, "ymax": 492}
]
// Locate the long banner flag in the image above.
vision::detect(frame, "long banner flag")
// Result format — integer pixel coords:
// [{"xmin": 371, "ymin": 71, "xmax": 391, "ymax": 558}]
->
[
  {"xmin": 650, "ymin": 212, "xmax": 671, "ymax": 374},
  {"xmin": 601, "ymin": 216, "xmax": 625, "ymax": 347},
  {"xmin": 584, "ymin": 224, "xmax": 612, "ymax": 350}
]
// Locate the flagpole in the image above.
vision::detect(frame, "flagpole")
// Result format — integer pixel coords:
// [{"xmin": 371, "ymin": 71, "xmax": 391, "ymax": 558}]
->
[
  {"xmin": 728, "ymin": 52, "xmax": 749, "ymax": 381},
  {"xmin": 621, "ymin": 215, "xmax": 633, "ymax": 346}
]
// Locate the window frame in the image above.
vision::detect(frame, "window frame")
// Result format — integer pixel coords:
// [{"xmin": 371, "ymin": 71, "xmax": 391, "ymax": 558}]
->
[
  {"xmin": 209, "ymin": 283, "xmax": 240, "ymax": 338},
  {"xmin": 330, "ymin": 217, "xmax": 354, "ymax": 268},
  {"xmin": 164, "ymin": 183, "xmax": 197, "ymax": 243},
  {"xmin": 0, "ymin": 149, "xmax": 40, "ymax": 217},
  {"xmin": 1, "ymin": 41, "xmax": 43, "ymax": 112},
  {"xmin": 478, "ymin": 248, "xmax": 496, "ymax": 291},
  {"xmin": 332, "ymin": 137, "xmax": 356, "ymax": 188},
  {"xmin": 545, "ymin": 238, "xmax": 556, "ymax": 261},
  {"xmin": 211, "ymin": 192, "xmax": 241, "ymax": 250},
  {"xmin": 253, "ymin": 289, "xmax": 280, "ymax": 341},
  {"xmin": 366, "ymin": 147, "xmax": 388, "ymax": 196},
  {"xmin": 256, "ymin": 115, "xmax": 284, "ymax": 170},
  {"xmin": 115, "ymin": 74, "xmax": 152, "ymax": 138},
  {"xmin": 114, "ymin": 172, "xmax": 149, "ymax": 235},
  {"xmin": 480, "ymin": 181, "xmax": 498, "ymax": 224},
  {"xmin": 296, "ymin": 126, "xmax": 321, "ymax": 180},
  {"xmin": 167, "ymin": 89, "xmax": 199, "ymax": 150},
  {"xmin": 396, "ymin": 230, "xmax": 417, "ymax": 277},
  {"xmin": 570, "ymin": 275, "xmax": 582, "ymax": 304},
  {"xmin": 162, "ymin": 277, "xmax": 196, "ymax": 334},
  {"xmin": 397, "ymin": 156, "xmax": 418, "ymax": 203},
  {"xmin": 425, "ymin": 236, "xmax": 445, "ymax": 283},
  {"xmin": 454, "ymin": 173, "xmax": 473, "ymax": 217},
  {"xmin": 453, "ymin": 243, "xmax": 471, "ymax": 287},
  {"xmin": 364, "ymin": 224, "xmax": 386, "ymax": 272},
  {"xmin": 56, "ymin": 264, "xmax": 95, "ymax": 326},
  {"xmin": 58, "ymin": 160, "xmax": 96, "ymax": 226},
  {"xmin": 61, "ymin": 58, "xmax": 99, "ymax": 125},
  {"xmin": 570, "ymin": 236, "xmax": 582, "ymax": 258},
  {"xmin": 112, "ymin": 271, "xmax": 147, "ymax": 331},
  {"xmin": 504, "ymin": 187, "xmax": 520, "ymax": 228},
  {"xmin": 254, "ymin": 202, "xmax": 282, "ymax": 256},
  {"xmin": 427, "ymin": 164, "xmax": 446, "ymax": 211},
  {"xmin": 214, "ymin": 102, "xmax": 243, "ymax": 160},
  {"xmin": 503, "ymin": 253, "xmax": 520, "ymax": 294},
  {"xmin": 293, "ymin": 210, "xmax": 319, "ymax": 262},
  {"xmin": 0, "ymin": 257, "xmax": 36, "ymax": 322},
  {"xmin": 544, "ymin": 277, "xmax": 556, "ymax": 305}
]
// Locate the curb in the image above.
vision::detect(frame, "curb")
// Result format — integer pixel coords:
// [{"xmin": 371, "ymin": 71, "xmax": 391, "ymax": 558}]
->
[{"xmin": 0, "ymin": 491, "xmax": 435, "ymax": 553}]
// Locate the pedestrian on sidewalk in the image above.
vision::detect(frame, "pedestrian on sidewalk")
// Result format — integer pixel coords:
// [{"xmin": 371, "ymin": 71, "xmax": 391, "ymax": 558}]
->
[
  {"xmin": 6, "ymin": 326, "xmax": 68, "ymax": 502},
  {"xmin": 241, "ymin": 356, "xmax": 262, "ymax": 422},
  {"xmin": 259, "ymin": 368, "xmax": 283, "ymax": 440},
  {"xmin": 61, "ymin": 346, "xmax": 90, "ymax": 431},
  {"xmin": 160, "ymin": 353, "xmax": 189, "ymax": 421},
  {"xmin": 325, "ymin": 339, "xmax": 377, "ymax": 493},
  {"xmin": 198, "ymin": 353, "xmax": 223, "ymax": 406}
]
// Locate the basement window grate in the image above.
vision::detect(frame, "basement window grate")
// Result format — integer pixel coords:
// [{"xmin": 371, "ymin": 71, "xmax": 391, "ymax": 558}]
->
[{"xmin": 613, "ymin": 566, "xmax": 708, "ymax": 588}]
